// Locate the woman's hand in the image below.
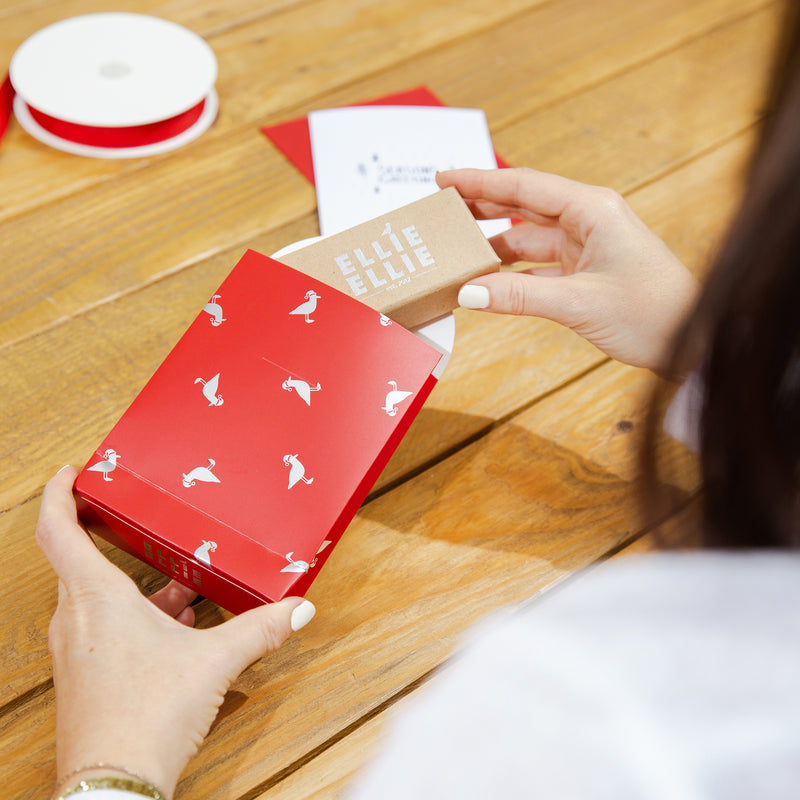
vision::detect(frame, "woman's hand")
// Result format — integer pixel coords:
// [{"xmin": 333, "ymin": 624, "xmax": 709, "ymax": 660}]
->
[
  {"xmin": 36, "ymin": 466, "xmax": 315, "ymax": 799},
  {"xmin": 437, "ymin": 168, "xmax": 699, "ymax": 374}
]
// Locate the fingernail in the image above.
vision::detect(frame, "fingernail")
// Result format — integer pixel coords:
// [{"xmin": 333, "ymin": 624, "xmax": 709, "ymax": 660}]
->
[
  {"xmin": 290, "ymin": 600, "xmax": 316, "ymax": 631},
  {"xmin": 458, "ymin": 284, "xmax": 490, "ymax": 309},
  {"xmin": 56, "ymin": 464, "xmax": 72, "ymax": 474}
]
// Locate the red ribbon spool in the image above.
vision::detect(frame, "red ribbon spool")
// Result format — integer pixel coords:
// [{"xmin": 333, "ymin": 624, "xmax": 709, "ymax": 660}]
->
[{"xmin": 24, "ymin": 97, "xmax": 206, "ymax": 148}]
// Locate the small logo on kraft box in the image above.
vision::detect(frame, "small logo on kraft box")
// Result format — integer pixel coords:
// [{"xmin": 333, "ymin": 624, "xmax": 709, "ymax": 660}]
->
[{"xmin": 332, "ymin": 221, "xmax": 435, "ymax": 299}]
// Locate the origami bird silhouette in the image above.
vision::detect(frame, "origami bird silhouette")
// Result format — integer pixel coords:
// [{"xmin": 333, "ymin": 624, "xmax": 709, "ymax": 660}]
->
[
  {"xmin": 283, "ymin": 454, "xmax": 314, "ymax": 489},
  {"xmin": 182, "ymin": 458, "xmax": 221, "ymax": 488},
  {"xmin": 382, "ymin": 381, "xmax": 413, "ymax": 416},
  {"xmin": 203, "ymin": 294, "xmax": 226, "ymax": 326},
  {"xmin": 281, "ymin": 376, "xmax": 321, "ymax": 406},
  {"xmin": 194, "ymin": 373, "xmax": 223, "ymax": 406},
  {"xmin": 87, "ymin": 449, "xmax": 120, "ymax": 481},
  {"xmin": 289, "ymin": 290, "xmax": 321, "ymax": 323}
]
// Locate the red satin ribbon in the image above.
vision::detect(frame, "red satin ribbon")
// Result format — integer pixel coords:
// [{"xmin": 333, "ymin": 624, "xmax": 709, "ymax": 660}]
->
[
  {"xmin": 0, "ymin": 74, "xmax": 14, "ymax": 144},
  {"xmin": 25, "ymin": 97, "xmax": 206, "ymax": 148}
]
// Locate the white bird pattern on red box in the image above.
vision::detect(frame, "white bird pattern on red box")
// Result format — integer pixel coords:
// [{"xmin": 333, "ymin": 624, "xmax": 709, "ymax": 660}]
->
[
  {"xmin": 194, "ymin": 540, "xmax": 217, "ymax": 567},
  {"xmin": 75, "ymin": 251, "xmax": 442, "ymax": 612},
  {"xmin": 203, "ymin": 294, "xmax": 226, "ymax": 326},
  {"xmin": 281, "ymin": 376, "xmax": 321, "ymax": 406},
  {"xmin": 194, "ymin": 373, "xmax": 223, "ymax": 406},
  {"xmin": 182, "ymin": 458, "xmax": 220, "ymax": 488},
  {"xmin": 86, "ymin": 448, "xmax": 120, "ymax": 481},
  {"xmin": 281, "ymin": 540, "xmax": 332, "ymax": 573},
  {"xmin": 289, "ymin": 290, "xmax": 321, "ymax": 323},
  {"xmin": 382, "ymin": 381, "xmax": 413, "ymax": 416},
  {"xmin": 283, "ymin": 454, "xmax": 313, "ymax": 488}
]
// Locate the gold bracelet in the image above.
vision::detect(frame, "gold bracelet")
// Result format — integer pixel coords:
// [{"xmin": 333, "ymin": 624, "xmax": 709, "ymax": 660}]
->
[
  {"xmin": 53, "ymin": 766, "xmax": 166, "ymax": 800},
  {"xmin": 57, "ymin": 776, "xmax": 165, "ymax": 799}
]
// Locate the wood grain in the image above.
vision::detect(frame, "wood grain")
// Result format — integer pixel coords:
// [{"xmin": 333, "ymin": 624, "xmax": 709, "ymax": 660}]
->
[
  {"xmin": 0, "ymin": 0, "xmax": 539, "ymax": 223},
  {"xmin": 0, "ymin": 41, "xmax": 758, "ymax": 711},
  {"xmin": 0, "ymin": 0, "xmax": 779, "ymax": 798},
  {"xmin": 0, "ymin": 360, "xmax": 699, "ymax": 799},
  {"xmin": 0, "ymin": 6, "xmax": 767, "ymax": 511},
  {"xmin": 0, "ymin": 1, "xmax": 774, "ymax": 347},
  {"xmin": 0, "ymin": 146, "xmax": 742, "ymax": 711}
]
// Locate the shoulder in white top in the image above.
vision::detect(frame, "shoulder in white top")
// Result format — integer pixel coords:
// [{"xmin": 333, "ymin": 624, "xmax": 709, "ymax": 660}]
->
[{"xmin": 347, "ymin": 551, "xmax": 800, "ymax": 799}]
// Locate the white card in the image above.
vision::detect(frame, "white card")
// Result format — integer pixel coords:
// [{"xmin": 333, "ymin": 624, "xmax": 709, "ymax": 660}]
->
[{"xmin": 309, "ymin": 105, "xmax": 511, "ymax": 238}]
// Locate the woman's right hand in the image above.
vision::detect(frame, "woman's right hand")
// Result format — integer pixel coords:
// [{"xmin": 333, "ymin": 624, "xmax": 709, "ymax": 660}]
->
[{"xmin": 437, "ymin": 168, "xmax": 699, "ymax": 375}]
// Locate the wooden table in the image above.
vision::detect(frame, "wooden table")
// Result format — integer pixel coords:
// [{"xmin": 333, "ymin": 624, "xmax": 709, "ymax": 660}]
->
[{"xmin": 0, "ymin": 0, "xmax": 778, "ymax": 797}]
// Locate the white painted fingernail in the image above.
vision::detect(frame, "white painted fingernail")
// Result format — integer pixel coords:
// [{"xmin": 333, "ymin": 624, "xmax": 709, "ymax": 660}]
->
[
  {"xmin": 458, "ymin": 284, "xmax": 490, "ymax": 309},
  {"xmin": 290, "ymin": 600, "xmax": 316, "ymax": 632}
]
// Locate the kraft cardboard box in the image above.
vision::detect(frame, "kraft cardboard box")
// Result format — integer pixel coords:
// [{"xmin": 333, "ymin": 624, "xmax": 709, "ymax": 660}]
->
[
  {"xmin": 75, "ymin": 250, "xmax": 442, "ymax": 614},
  {"xmin": 280, "ymin": 186, "xmax": 501, "ymax": 329}
]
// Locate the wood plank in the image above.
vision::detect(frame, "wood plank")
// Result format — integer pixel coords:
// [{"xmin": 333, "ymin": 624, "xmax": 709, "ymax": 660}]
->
[
  {"xmin": 0, "ymin": 130, "xmax": 749, "ymax": 714},
  {"xmin": 0, "ymin": 35, "xmax": 764, "ymax": 543},
  {"xmin": 0, "ymin": 0, "xmax": 303, "ymax": 34},
  {"xmin": 0, "ymin": 1, "xmax": 775, "ymax": 347},
  {"xmin": 253, "ymin": 711, "xmax": 387, "ymax": 799},
  {"xmin": 252, "ymin": 503, "xmax": 707, "ymax": 800},
  {"xmin": 0, "ymin": 496, "xmax": 704, "ymax": 800},
  {"xmin": 619, "ymin": 493, "xmax": 704, "ymax": 553},
  {"xmin": 0, "ymin": 119, "xmax": 734, "ymax": 712},
  {"xmin": 495, "ymin": 2, "xmax": 777, "ymax": 187},
  {"xmin": 0, "ymin": 122, "xmax": 754, "ymax": 519},
  {"xmin": 0, "ymin": 0, "xmax": 315, "ymax": 218},
  {"xmin": 283, "ymin": 0, "xmax": 774, "ymax": 137},
  {"xmin": 0, "ymin": 1, "xmax": 773, "ymax": 798},
  {"xmin": 0, "ymin": 0, "xmax": 541, "ymax": 222},
  {"xmin": 0, "ymin": 359, "xmax": 700, "ymax": 798},
  {"xmin": 1, "ymin": 0, "xmax": 770, "ymax": 222}
]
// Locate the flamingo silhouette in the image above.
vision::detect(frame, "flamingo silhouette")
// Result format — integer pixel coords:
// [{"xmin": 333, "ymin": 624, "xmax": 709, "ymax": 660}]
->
[
  {"xmin": 281, "ymin": 376, "xmax": 321, "ymax": 406},
  {"xmin": 194, "ymin": 373, "xmax": 223, "ymax": 406},
  {"xmin": 193, "ymin": 540, "xmax": 217, "ymax": 567},
  {"xmin": 289, "ymin": 290, "xmax": 321, "ymax": 323},
  {"xmin": 283, "ymin": 454, "xmax": 314, "ymax": 489},
  {"xmin": 182, "ymin": 458, "xmax": 221, "ymax": 488},
  {"xmin": 203, "ymin": 295, "xmax": 226, "ymax": 326},
  {"xmin": 381, "ymin": 381, "xmax": 413, "ymax": 416},
  {"xmin": 87, "ymin": 449, "xmax": 120, "ymax": 481}
]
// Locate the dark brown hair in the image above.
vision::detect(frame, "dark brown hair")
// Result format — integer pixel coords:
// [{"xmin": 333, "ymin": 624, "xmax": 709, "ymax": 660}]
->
[{"xmin": 647, "ymin": 0, "xmax": 800, "ymax": 548}]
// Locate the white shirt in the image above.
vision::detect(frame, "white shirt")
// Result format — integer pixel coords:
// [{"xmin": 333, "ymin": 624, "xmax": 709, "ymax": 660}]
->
[{"xmin": 347, "ymin": 552, "xmax": 800, "ymax": 799}]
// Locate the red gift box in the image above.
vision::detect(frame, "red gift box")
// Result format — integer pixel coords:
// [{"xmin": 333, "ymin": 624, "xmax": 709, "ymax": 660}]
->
[{"xmin": 75, "ymin": 250, "xmax": 442, "ymax": 613}]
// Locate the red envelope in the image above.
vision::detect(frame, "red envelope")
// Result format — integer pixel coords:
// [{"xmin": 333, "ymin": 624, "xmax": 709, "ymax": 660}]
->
[
  {"xmin": 75, "ymin": 250, "xmax": 442, "ymax": 613},
  {"xmin": 261, "ymin": 85, "xmax": 510, "ymax": 184}
]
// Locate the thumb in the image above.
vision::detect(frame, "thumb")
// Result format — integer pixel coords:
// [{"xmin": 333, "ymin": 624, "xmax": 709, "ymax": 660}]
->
[
  {"xmin": 36, "ymin": 465, "xmax": 112, "ymax": 586},
  {"xmin": 457, "ymin": 272, "xmax": 585, "ymax": 328},
  {"xmin": 215, "ymin": 597, "xmax": 316, "ymax": 673}
]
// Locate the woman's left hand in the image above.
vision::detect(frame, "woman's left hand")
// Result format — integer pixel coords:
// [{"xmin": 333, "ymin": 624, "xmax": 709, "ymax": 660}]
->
[{"xmin": 36, "ymin": 465, "xmax": 315, "ymax": 799}]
